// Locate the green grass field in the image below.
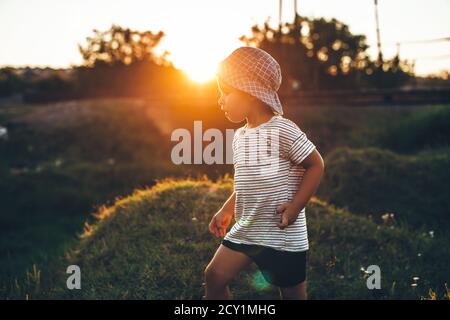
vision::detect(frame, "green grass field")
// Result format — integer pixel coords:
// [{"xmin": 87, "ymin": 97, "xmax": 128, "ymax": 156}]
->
[
  {"xmin": 4, "ymin": 178, "xmax": 449, "ymax": 299},
  {"xmin": 0, "ymin": 99, "xmax": 449, "ymax": 299}
]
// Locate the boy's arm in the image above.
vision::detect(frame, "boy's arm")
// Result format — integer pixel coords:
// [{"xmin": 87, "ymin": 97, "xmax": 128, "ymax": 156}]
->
[
  {"xmin": 277, "ymin": 149, "xmax": 325, "ymax": 229},
  {"xmin": 219, "ymin": 191, "xmax": 236, "ymax": 216},
  {"xmin": 208, "ymin": 191, "xmax": 236, "ymax": 238}
]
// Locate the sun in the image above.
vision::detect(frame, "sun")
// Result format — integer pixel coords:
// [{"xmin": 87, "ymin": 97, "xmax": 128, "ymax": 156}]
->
[
  {"xmin": 155, "ymin": 45, "xmax": 219, "ymax": 83},
  {"xmin": 181, "ymin": 64, "xmax": 216, "ymax": 83},
  {"xmin": 156, "ymin": 31, "xmax": 227, "ymax": 84},
  {"xmin": 152, "ymin": 13, "xmax": 246, "ymax": 85},
  {"xmin": 177, "ymin": 56, "xmax": 219, "ymax": 84},
  {"xmin": 159, "ymin": 44, "xmax": 219, "ymax": 83}
]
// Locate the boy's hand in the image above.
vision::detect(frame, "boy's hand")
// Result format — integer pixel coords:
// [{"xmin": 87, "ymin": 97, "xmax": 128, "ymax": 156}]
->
[
  {"xmin": 208, "ymin": 210, "xmax": 233, "ymax": 238},
  {"xmin": 276, "ymin": 202, "xmax": 300, "ymax": 229}
]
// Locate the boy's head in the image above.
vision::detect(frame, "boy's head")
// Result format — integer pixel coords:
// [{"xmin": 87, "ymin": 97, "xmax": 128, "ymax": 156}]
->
[{"xmin": 216, "ymin": 46, "xmax": 283, "ymax": 122}]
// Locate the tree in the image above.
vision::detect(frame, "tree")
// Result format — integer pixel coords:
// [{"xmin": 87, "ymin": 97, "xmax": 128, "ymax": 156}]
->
[
  {"xmin": 75, "ymin": 25, "xmax": 191, "ymax": 99},
  {"xmin": 0, "ymin": 68, "xmax": 25, "ymax": 97},
  {"xmin": 365, "ymin": 54, "xmax": 413, "ymax": 89},
  {"xmin": 78, "ymin": 24, "xmax": 171, "ymax": 67},
  {"xmin": 239, "ymin": 15, "xmax": 411, "ymax": 90}
]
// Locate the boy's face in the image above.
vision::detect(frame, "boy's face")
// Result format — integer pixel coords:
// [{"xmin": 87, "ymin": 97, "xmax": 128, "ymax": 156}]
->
[{"xmin": 216, "ymin": 78, "xmax": 252, "ymax": 123}]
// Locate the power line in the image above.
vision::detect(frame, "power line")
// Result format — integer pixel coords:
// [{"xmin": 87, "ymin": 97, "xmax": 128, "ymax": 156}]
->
[
  {"xmin": 399, "ymin": 37, "xmax": 450, "ymax": 45},
  {"xmin": 383, "ymin": 36, "xmax": 450, "ymax": 48},
  {"xmin": 384, "ymin": 36, "xmax": 450, "ymax": 58},
  {"xmin": 413, "ymin": 53, "xmax": 450, "ymax": 60}
]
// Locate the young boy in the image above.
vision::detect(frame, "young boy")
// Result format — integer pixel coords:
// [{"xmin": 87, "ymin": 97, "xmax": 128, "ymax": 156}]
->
[{"xmin": 205, "ymin": 46, "xmax": 324, "ymax": 300}]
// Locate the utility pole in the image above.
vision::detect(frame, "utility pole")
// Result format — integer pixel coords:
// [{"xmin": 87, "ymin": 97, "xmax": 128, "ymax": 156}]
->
[
  {"xmin": 294, "ymin": 0, "xmax": 300, "ymax": 24},
  {"xmin": 374, "ymin": 0, "xmax": 383, "ymax": 66},
  {"xmin": 279, "ymin": 0, "xmax": 283, "ymax": 30}
]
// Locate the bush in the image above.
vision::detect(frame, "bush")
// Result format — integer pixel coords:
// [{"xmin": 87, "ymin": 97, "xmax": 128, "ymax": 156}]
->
[
  {"xmin": 377, "ymin": 104, "xmax": 450, "ymax": 153},
  {"xmin": 317, "ymin": 147, "xmax": 450, "ymax": 229}
]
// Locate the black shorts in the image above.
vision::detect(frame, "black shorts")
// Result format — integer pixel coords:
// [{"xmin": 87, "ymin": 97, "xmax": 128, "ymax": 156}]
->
[{"xmin": 222, "ymin": 239, "xmax": 307, "ymax": 288}]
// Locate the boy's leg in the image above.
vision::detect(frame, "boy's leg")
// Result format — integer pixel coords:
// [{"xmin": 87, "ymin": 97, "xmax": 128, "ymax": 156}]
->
[
  {"xmin": 204, "ymin": 244, "xmax": 253, "ymax": 300},
  {"xmin": 279, "ymin": 281, "xmax": 307, "ymax": 300}
]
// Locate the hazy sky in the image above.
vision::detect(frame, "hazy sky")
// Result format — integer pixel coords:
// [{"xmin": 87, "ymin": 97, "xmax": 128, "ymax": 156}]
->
[{"xmin": 1, "ymin": 0, "xmax": 449, "ymax": 78}]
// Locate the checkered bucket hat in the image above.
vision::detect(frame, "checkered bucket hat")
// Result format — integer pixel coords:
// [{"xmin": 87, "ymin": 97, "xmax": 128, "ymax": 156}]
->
[{"xmin": 216, "ymin": 46, "xmax": 283, "ymax": 115}]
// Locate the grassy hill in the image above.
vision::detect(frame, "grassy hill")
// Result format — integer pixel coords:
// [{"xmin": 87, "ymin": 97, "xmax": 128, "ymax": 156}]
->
[
  {"xmin": 0, "ymin": 99, "xmax": 230, "ymax": 287},
  {"xmin": 4, "ymin": 178, "xmax": 448, "ymax": 300},
  {"xmin": 1, "ymin": 100, "xmax": 449, "ymax": 299},
  {"xmin": 317, "ymin": 146, "xmax": 450, "ymax": 229}
]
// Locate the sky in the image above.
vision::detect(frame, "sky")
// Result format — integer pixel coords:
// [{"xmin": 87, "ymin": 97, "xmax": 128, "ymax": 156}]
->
[{"xmin": 1, "ymin": 0, "xmax": 449, "ymax": 80}]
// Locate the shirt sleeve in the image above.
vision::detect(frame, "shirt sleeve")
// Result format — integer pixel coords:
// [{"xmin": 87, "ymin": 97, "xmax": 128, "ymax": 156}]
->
[
  {"xmin": 288, "ymin": 130, "xmax": 316, "ymax": 165},
  {"xmin": 278, "ymin": 120, "xmax": 316, "ymax": 165}
]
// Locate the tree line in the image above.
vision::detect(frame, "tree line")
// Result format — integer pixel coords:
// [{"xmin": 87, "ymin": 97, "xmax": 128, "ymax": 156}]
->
[{"xmin": 0, "ymin": 17, "xmax": 418, "ymax": 103}]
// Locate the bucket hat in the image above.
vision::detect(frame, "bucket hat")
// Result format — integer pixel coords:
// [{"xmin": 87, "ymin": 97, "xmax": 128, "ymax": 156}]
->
[{"xmin": 216, "ymin": 46, "xmax": 283, "ymax": 115}]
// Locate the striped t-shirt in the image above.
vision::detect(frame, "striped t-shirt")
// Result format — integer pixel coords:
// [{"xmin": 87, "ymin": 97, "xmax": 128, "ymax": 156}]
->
[{"xmin": 224, "ymin": 115, "xmax": 316, "ymax": 252}]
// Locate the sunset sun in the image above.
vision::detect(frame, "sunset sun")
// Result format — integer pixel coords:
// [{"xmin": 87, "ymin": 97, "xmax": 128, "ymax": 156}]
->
[
  {"xmin": 182, "ymin": 61, "xmax": 218, "ymax": 83},
  {"xmin": 153, "ymin": 13, "xmax": 246, "ymax": 84},
  {"xmin": 165, "ymin": 43, "xmax": 223, "ymax": 84}
]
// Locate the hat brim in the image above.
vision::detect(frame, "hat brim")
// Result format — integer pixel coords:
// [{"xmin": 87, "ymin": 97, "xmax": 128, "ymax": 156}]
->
[{"xmin": 235, "ymin": 80, "xmax": 284, "ymax": 116}]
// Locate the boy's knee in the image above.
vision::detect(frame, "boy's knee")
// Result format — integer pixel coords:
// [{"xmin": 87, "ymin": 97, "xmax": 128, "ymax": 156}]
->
[
  {"xmin": 279, "ymin": 281, "xmax": 307, "ymax": 300},
  {"xmin": 204, "ymin": 266, "xmax": 229, "ymax": 287}
]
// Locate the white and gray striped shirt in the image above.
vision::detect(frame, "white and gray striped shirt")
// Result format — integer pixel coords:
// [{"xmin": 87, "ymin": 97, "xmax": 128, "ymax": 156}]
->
[{"xmin": 224, "ymin": 115, "xmax": 316, "ymax": 252}]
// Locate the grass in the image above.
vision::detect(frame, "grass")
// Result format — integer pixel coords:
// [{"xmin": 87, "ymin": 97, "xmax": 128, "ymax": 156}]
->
[
  {"xmin": 0, "ymin": 99, "xmax": 449, "ymax": 299},
  {"xmin": 317, "ymin": 146, "xmax": 450, "ymax": 230},
  {"xmin": 376, "ymin": 104, "xmax": 450, "ymax": 154},
  {"xmin": 2, "ymin": 177, "xmax": 448, "ymax": 299},
  {"xmin": 283, "ymin": 104, "xmax": 446, "ymax": 154},
  {"xmin": 0, "ymin": 98, "xmax": 235, "ymax": 293}
]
